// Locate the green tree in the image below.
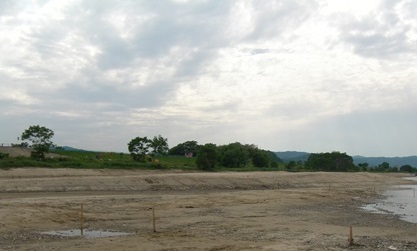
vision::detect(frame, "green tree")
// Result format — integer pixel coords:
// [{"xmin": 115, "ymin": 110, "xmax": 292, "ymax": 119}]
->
[
  {"xmin": 196, "ymin": 143, "xmax": 218, "ymax": 171},
  {"xmin": 21, "ymin": 125, "xmax": 54, "ymax": 159},
  {"xmin": 388, "ymin": 166, "xmax": 398, "ymax": 173},
  {"xmin": 263, "ymin": 150, "xmax": 282, "ymax": 168},
  {"xmin": 285, "ymin": 160, "xmax": 297, "ymax": 171},
  {"xmin": 0, "ymin": 153, "xmax": 9, "ymax": 159},
  {"xmin": 251, "ymin": 150, "xmax": 270, "ymax": 167},
  {"xmin": 169, "ymin": 140, "xmax": 199, "ymax": 156},
  {"xmin": 400, "ymin": 164, "xmax": 415, "ymax": 173},
  {"xmin": 168, "ymin": 143, "xmax": 184, "ymax": 155},
  {"xmin": 219, "ymin": 142, "xmax": 250, "ymax": 168},
  {"xmin": 128, "ymin": 137, "xmax": 151, "ymax": 162},
  {"xmin": 244, "ymin": 144, "xmax": 271, "ymax": 167},
  {"xmin": 150, "ymin": 135, "xmax": 169, "ymax": 156},
  {"xmin": 183, "ymin": 140, "xmax": 199, "ymax": 156},
  {"xmin": 358, "ymin": 162, "xmax": 369, "ymax": 171},
  {"xmin": 379, "ymin": 162, "xmax": 390, "ymax": 171},
  {"xmin": 305, "ymin": 151, "xmax": 355, "ymax": 172}
]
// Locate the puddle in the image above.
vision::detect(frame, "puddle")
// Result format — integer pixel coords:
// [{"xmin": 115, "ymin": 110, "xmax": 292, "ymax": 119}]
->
[
  {"xmin": 362, "ymin": 178, "xmax": 417, "ymax": 224},
  {"xmin": 41, "ymin": 229, "xmax": 131, "ymax": 239}
]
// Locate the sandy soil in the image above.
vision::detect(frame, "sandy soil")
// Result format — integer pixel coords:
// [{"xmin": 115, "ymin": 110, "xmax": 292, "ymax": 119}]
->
[
  {"xmin": 0, "ymin": 146, "xmax": 62, "ymax": 158},
  {"xmin": 1, "ymin": 168, "xmax": 417, "ymax": 251}
]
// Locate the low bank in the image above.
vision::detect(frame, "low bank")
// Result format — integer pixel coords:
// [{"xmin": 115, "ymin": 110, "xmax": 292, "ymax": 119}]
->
[{"xmin": 0, "ymin": 168, "xmax": 413, "ymax": 193}]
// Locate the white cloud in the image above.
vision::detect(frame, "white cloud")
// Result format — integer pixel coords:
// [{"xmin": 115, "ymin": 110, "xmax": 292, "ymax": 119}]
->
[{"xmin": 0, "ymin": 0, "xmax": 416, "ymax": 156}]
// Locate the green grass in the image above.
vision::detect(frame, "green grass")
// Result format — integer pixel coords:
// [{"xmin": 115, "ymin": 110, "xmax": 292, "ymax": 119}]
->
[
  {"xmin": 0, "ymin": 150, "xmax": 201, "ymax": 170},
  {"xmin": 0, "ymin": 150, "xmax": 288, "ymax": 171},
  {"xmin": 216, "ymin": 163, "xmax": 286, "ymax": 172}
]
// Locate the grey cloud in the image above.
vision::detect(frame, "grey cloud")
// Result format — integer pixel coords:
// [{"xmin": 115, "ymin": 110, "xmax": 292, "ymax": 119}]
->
[
  {"xmin": 339, "ymin": 0, "xmax": 417, "ymax": 59},
  {"xmin": 25, "ymin": 0, "xmax": 235, "ymax": 83},
  {"xmin": 266, "ymin": 99, "xmax": 322, "ymax": 121},
  {"xmin": 29, "ymin": 26, "xmax": 74, "ymax": 59},
  {"xmin": 64, "ymin": 0, "xmax": 316, "ymax": 73},
  {"xmin": 201, "ymin": 100, "xmax": 240, "ymax": 113},
  {"xmin": 96, "ymin": 33, "xmax": 134, "ymax": 70},
  {"xmin": 0, "ymin": 0, "xmax": 22, "ymax": 15},
  {"xmin": 125, "ymin": 1, "xmax": 234, "ymax": 77},
  {"xmin": 174, "ymin": 48, "xmax": 216, "ymax": 78},
  {"xmin": 13, "ymin": 0, "xmax": 320, "ymax": 88},
  {"xmin": 345, "ymin": 32, "xmax": 411, "ymax": 58},
  {"xmin": 250, "ymin": 48, "xmax": 270, "ymax": 55},
  {"xmin": 72, "ymin": 1, "xmax": 234, "ymax": 69},
  {"xmin": 54, "ymin": 82, "xmax": 175, "ymax": 111},
  {"xmin": 245, "ymin": 0, "xmax": 318, "ymax": 41},
  {"xmin": 241, "ymin": 48, "xmax": 270, "ymax": 55}
]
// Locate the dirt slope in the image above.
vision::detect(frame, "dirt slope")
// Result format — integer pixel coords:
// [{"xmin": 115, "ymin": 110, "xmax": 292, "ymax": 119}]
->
[
  {"xmin": 0, "ymin": 146, "xmax": 61, "ymax": 158},
  {"xmin": 0, "ymin": 146, "xmax": 33, "ymax": 157},
  {"xmin": 0, "ymin": 169, "xmax": 416, "ymax": 251},
  {"xmin": 0, "ymin": 168, "xmax": 409, "ymax": 193}
]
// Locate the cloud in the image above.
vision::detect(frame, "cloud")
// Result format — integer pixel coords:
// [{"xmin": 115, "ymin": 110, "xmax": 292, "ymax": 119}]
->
[
  {"xmin": 0, "ymin": 0, "xmax": 416, "ymax": 156},
  {"xmin": 338, "ymin": 0, "xmax": 417, "ymax": 59},
  {"xmin": 244, "ymin": 0, "xmax": 319, "ymax": 41}
]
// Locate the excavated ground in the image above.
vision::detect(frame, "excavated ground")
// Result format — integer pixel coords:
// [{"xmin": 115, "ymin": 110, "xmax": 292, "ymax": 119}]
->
[{"xmin": 0, "ymin": 168, "xmax": 416, "ymax": 251}]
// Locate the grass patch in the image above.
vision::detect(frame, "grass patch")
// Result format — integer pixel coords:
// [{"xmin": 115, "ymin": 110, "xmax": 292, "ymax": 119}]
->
[
  {"xmin": 217, "ymin": 163, "xmax": 286, "ymax": 172},
  {"xmin": 0, "ymin": 150, "xmax": 286, "ymax": 171},
  {"xmin": 0, "ymin": 151, "xmax": 200, "ymax": 170}
]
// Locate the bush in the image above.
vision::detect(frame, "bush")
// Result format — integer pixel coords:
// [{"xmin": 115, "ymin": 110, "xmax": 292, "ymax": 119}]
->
[
  {"xmin": 196, "ymin": 144, "xmax": 218, "ymax": 171},
  {"xmin": 219, "ymin": 142, "xmax": 250, "ymax": 168},
  {"xmin": 305, "ymin": 151, "xmax": 355, "ymax": 171},
  {"xmin": 0, "ymin": 152, "xmax": 9, "ymax": 159},
  {"xmin": 251, "ymin": 150, "xmax": 270, "ymax": 167}
]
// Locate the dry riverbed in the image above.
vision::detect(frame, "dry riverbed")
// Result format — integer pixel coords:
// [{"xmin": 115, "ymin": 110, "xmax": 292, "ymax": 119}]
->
[{"xmin": 1, "ymin": 168, "xmax": 417, "ymax": 251}]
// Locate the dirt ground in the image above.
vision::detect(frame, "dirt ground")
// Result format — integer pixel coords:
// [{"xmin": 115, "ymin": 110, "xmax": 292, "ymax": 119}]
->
[
  {"xmin": 0, "ymin": 146, "xmax": 62, "ymax": 158},
  {"xmin": 1, "ymin": 168, "xmax": 417, "ymax": 251}
]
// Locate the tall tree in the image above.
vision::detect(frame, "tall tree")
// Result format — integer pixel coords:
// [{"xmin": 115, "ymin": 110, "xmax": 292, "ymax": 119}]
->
[
  {"xmin": 128, "ymin": 137, "xmax": 151, "ymax": 162},
  {"xmin": 169, "ymin": 140, "xmax": 199, "ymax": 156},
  {"xmin": 21, "ymin": 125, "xmax": 54, "ymax": 159},
  {"xmin": 150, "ymin": 135, "xmax": 169, "ymax": 156},
  {"xmin": 183, "ymin": 140, "xmax": 199, "ymax": 157},
  {"xmin": 219, "ymin": 142, "xmax": 250, "ymax": 168}
]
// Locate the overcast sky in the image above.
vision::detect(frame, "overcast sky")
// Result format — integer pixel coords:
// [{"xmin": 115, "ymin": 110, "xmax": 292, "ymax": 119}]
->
[{"xmin": 1, "ymin": 0, "xmax": 416, "ymax": 157}]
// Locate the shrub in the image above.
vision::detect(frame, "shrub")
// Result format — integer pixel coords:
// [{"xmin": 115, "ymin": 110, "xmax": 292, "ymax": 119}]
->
[
  {"xmin": 196, "ymin": 144, "xmax": 218, "ymax": 171},
  {"xmin": 0, "ymin": 153, "xmax": 9, "ymax": 159}
]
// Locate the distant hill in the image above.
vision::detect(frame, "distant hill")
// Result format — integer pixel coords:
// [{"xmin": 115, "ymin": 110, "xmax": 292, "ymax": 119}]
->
[
  {"xmin": 353, "ymin": 156, "xmax": 417, "ymax": 168},
  {"xmin": 58, "ymin": 146, "xmax": 88, "ymax": 152},
  {"xmin": 275, "ymin": 151, "xmax": 310, "ymax": 163},
  {"xmin": 276, "ymin": 151, "xmax": 417, "ymax": 167}
]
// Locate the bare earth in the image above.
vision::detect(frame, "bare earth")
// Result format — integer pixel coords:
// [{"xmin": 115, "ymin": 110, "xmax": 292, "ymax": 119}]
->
[{"xmin": 1, "ymin": 168, "xmax": 417, "ymax": 251}]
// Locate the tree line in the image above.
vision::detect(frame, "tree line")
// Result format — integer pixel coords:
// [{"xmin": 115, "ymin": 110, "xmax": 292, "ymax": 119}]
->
[
  {"xmin": 9, "ymin": 125, "xmax": 417, "ymax": 173},
  {"xmin": 128, "ymin": 136, "xmax": 281, "ymax": 170},
  {"xmin": 286, "ymin": 152, "xmax": 417, "ymax": 173},
  {"xmin": 195, "ymin": 142, "xmax": 281, "ymax": 170},
  {"xmin": 12, "ymin": 125, "xmax": 281, "ymax": 170}
]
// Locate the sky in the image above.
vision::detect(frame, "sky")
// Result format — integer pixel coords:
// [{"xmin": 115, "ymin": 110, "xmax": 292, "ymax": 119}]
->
[{"xmin": 1, "ymin": 0, "xmax": 416, "ymax": 157}]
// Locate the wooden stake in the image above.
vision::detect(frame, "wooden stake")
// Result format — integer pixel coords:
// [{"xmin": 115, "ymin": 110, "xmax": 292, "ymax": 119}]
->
[
  {"xmin": 152, "ymin": 207, "xmax": 156, "ymax": 232},
  {"xmin": 80, "ymin": 203, "xmax": 84, "ymax": 236},
  {"xmin": 413, "ymin": 188, "xmax": 415, "ymax": 198},
  {"xmin": 329, "ymin": 185, "xmax": 331, "ymax": 191},
  {"xmin": 348, "ymin": 225, "xmax": 354, "ymax": 245}
]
